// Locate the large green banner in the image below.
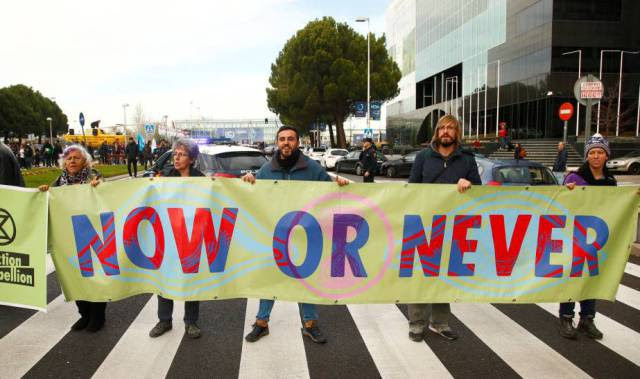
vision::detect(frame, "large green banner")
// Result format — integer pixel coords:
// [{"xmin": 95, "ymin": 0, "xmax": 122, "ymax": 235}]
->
[
  {"xmin": 48, "ymin": 178, "xmax": 639, "ymax": 304},
  {"xmin": 0, "ymin": 186, "xmax": 47, "ymax": 310}
]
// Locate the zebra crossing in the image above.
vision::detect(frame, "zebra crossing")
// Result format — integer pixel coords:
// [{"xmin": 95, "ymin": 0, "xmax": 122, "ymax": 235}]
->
[{"xmin": 1, "ymin": 256, "xmax": 639, "ymax": 378}]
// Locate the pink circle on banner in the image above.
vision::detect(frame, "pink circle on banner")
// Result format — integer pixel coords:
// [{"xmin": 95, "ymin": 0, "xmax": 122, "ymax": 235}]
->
[{"xmin": 295, "ymin": 191, "xmax": 395, "ymax": 300}]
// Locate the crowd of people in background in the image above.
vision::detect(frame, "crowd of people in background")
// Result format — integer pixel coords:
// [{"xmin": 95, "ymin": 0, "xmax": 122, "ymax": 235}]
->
[{"xmin": 4, "ymin": 138, "xmax": 171, "ymax": 171}]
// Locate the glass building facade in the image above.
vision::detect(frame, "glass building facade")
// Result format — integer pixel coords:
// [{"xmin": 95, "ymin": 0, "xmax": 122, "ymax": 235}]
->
[{"xmin": 386, "ymin": 0, "xmax": 640, "ymax": 145}]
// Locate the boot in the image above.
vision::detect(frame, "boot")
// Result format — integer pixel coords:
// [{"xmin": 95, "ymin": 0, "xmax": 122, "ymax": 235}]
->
[
  {"xmin": 558, "ymin": 316, "xmax": 577, "ymax": 339},
  {"xmin": 578, "ymin": 317, "xmax": 603, "ymax": 340}
]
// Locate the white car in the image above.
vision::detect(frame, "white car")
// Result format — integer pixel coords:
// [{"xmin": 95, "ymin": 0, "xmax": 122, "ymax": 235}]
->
[
  {"xmin": 307, "ymin": 147, "xmax": 326, "ymax": 162},
  {"xmin": 321, "ymin": 148, "xmax": 348, "ymax": 170}
]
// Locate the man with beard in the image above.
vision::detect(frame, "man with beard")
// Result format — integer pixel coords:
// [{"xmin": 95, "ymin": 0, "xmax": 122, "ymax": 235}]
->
[
  {"xmin": 406, "ymin": 114, "xmax": 481, "ymax": 342},
  {"xmin": 241, "ymin": 126, "xmax": 349, "ymax": 344}
]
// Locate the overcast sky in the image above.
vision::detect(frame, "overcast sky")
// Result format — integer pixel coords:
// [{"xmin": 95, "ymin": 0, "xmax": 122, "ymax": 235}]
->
[{"xmin": 0, "ymin": 0, "xmax": 388, "ymax": 130}]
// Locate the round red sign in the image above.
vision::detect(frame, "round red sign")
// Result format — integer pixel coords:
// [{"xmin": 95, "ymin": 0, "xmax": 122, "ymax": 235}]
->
[{"xmin": 558, "ymin": 102, "xmax": 574, "ymax": 121}]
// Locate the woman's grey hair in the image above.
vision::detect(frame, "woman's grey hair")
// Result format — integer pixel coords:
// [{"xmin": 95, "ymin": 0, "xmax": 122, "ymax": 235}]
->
[
  {"xmin": 172, "ymin": 138, "xmax": 200, "ymax": 161},
  {"xmin": 59, "ymin": 144, "xmax": 93, "ymax": 169}
]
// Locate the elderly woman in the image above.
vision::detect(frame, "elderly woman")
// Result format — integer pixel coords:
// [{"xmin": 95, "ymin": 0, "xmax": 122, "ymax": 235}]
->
[
  {"xmin": 39, "ymin": 144, "xmax": 105, "ymax": 332},
  {"xmin": 558, "ymin": 134, "xmax": 616, "ymax": 340},
  {"xmin": 149, "ymin": 138, "xmax": 204, "ymax": 339}
]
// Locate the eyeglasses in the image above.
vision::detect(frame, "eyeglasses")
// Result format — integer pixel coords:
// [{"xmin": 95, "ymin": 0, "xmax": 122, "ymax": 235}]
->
[
  {"xmin": 174, "ymin": 152, "xmax": 189, "ymax": 159},
  {"xmin": 438, "ymin": 125, "xmax": 457, "ymax": 131}
]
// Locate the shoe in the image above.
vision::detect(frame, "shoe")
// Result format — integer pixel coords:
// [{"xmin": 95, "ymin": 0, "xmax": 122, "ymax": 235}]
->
[
  {"xmin": 578, "ymin": 318, "xmax": 603, "ymax": 340},
  {"xmin": 185, "ymin": 323, "xmax": 201, "ymax": 339},
  {"xmin": 86, "ymin": 318, "xmax": 105, "ymax": 333},
  {"xmin": 70, "ymin": 317, "xmax": 90, "ymax": 331},
  {"xmin": 149, "ymin": 320, "xmax": 172, "ymax": 338},
  {"xmin": 245, "ymin": 321, "xmax": 269, "ymax": 342},
  {"xmin": 408, "ymin": 331, "xmax": 424, "ymax": 342},
  {"xmin": 558, "ymin": 316, "xmax": 578, "ymax": 339},
  {"xmin": 428, "ymin": 324, "xmax": 458, "ymax": 340},
  {"xmin": 301, "ymin": 321, "xmax": 327, "ymax": 344}
]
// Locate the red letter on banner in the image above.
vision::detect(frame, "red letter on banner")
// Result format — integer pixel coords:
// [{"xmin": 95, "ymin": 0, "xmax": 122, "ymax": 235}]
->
[
  {"xmin": 168, "ymin": 208, "xmax": 238, "ymax": 273},
  {"xmin": 490, "ymin": 215, "xmax": 532, "ymax": 276}
]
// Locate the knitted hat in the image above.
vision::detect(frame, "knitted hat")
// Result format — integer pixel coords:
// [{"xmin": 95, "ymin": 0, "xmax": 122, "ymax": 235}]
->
[{"xmin": 584, "ymin": 133, "xmax": 610, "ymax": 160}]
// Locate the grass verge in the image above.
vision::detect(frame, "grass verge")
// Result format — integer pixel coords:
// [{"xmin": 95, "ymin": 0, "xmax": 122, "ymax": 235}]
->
[{"xmin": 22, "ymin": 164, "xmax": 140, "ymax": 188}]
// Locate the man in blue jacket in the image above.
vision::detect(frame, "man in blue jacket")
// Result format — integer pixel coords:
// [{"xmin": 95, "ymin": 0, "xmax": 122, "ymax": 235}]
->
[
  {"xmin": 407, "ymin": 115, "xmax": 481, "ymax": 342},
  {"xmin": 241, "ymin": 126, "xmax": 348, "ymax": 344}
]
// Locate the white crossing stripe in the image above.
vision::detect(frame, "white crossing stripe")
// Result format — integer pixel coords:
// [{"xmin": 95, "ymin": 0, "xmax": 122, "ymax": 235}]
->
[
  {"xmin": 239, "ymin": 300, "xmax": 310, "ymax": 378},
  {"xmin": 615, "ymin": 284, "xmax": 640, "ymax": 311},
  {"xmin": 0, "ymin": 295, "xmax": 76, "ymax": 377},
  {"xmin": 625, "ymin": 262, "xmax": 640, "ymax": 278},
  {"xmin": 347, "ymin": 304, "xmax": 452, "ymax": 378},
  {"xmin": 538, "ymin": 303, "xmax": 640, "ymax": 365},
  {"xmin": 452, "ymin": 303, "xmax": 589, "ymax": 378},
  {"xmin": 46, "ymin": 253, "xmax": 55, "ymax": 275},
  {"xmin": 92, "ymin": 297, "xmax": 185, "ymax": 379}
]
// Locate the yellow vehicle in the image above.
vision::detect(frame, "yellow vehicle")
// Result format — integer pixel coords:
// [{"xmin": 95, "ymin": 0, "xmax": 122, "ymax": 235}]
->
[{"xmin": 63, "ymin": 128, "xmax": 126, "ymax": 148}]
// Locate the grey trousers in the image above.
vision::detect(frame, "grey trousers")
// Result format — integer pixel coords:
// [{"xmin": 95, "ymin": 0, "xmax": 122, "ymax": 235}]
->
[
  {"xmin": 408, "ymin": 303, "xmax": 451, "ymax": 333},
  {"xmin": 157, "ymin": 295, "xmax": 199, "ymax": 325}
]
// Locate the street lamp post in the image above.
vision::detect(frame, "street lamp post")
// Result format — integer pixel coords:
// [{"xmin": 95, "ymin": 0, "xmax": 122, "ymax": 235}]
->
[
  {"xmin": 46, "ymin": 117, "xmax": 53, "ymax": 142},
  {"xmin": 616, "ymin": 51, "xmax": 639, "ymax": 136},
  {"xmin": 122, "ymin": 103, "xmax": 129, "ymax": 134},
  {"xmin": 356, "ymin": 17, "xmax": 371, "ymax": 141},
  {"xmin": 597, "ymin": 49, "xmax": 620, "ymax": 133},
  {"xmin": 562, "ymin": 50, "xmax": 582, "ymax": 137}
]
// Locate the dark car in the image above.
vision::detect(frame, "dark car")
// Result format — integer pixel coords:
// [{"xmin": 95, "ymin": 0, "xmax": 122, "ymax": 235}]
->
[
  {"xmin": 335, "ymin": 150, "xmax": 387, "ymax": 176},
  {"xmin": 380, "ymin": 151, "xmax": 418, "ymax": 178},
  {"xmin": 476, "ymin": 157, "xmax": 559, "ymax": 186},
  {"xmin": 142, "ymin": 145, "xmax": 268, "ymax": 178}
]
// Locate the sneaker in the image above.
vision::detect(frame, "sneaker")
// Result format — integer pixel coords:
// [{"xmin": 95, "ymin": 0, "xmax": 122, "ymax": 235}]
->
[
  {"xmin": 408, "ymin": 331, "xmax": 424, "ymax": 342},
  {"xmin": 301, "ymin": 321, "xmax": 327, "ymax": 344},
  {"xmin": 70, "ymin": 317, "xmax": 90, "ymax": 331},
  {"xmin": 558, "ymin": 316, "xmax": 578, "ymax": 339},
  {"xmin": 86, "ymin": 318, "xmax": 105, "ymax": 333},
  {"xmin": 149, "ymin": 320, "xmax": 172, "ymax": 338},
  {"xmin": 185, "ymin": 323, "xmax": 201, "ymax": 339},
  {"xmin": 428, "ymin": 324, "xmax": 458, "ymax": 340},
  {"xmin": 578, "ymin": 318, "xmax": 603, "ymax": 340},
  {"xmin": 245, "ymin": 322, "xmax": 269, "ymax": 342}
]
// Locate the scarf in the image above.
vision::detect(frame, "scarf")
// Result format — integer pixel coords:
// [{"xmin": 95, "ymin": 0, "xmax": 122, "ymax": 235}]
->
[
  {"xmin": 276, "ymin": 149, "xmax": 300, "ymax": 171},
  {"xmin": 58, "ymin": 167, "xmax": 91, "ymax": 186},
  {"xmin": 575, "ymin": 163, "xmax": 616, "ymax": 186}
]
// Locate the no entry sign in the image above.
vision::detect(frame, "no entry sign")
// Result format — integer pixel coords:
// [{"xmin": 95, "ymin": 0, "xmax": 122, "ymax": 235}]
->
[{"xmin": 558, "ymin": 102, "xmax": 574, "ymax": 121}]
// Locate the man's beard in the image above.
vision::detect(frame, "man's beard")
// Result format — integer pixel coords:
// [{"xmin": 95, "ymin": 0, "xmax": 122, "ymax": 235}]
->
[{"xmin": 440, "ymin": 140, "xmax": 455, "ymax": 147}]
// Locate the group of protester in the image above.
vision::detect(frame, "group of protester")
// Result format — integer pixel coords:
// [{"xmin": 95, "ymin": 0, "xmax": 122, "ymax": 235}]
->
[
  {"xmin": 0, "ymin": 117, "xmax": 617, "ymax": 344},
  {"xmin": 97, "ymin": 139, "xmax": 170, "ymax": 176},
  {"xmin": 5, "ymin": 140, "xmax": 63, "ymax": 169}
]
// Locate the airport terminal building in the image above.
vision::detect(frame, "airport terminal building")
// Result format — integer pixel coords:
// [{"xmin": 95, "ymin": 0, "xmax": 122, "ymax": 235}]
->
[{"xmin": 385, "ymin": 0, "xmax": 640, "ymax": 145}]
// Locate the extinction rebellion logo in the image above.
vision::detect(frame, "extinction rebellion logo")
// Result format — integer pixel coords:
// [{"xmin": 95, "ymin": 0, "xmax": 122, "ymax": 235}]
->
[{"xmin": 0, "ymin": 208, "xmax": 34, "ymax": 287}]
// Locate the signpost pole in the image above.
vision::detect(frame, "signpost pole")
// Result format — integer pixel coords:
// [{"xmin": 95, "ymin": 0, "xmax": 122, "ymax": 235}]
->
[
  {"xmin": 584, "ymin": 98, "xmax": 593, "ymax": 154},
  {"xmin": 563, "ymin": 121, "xmax": 568, "ymax": 143}
]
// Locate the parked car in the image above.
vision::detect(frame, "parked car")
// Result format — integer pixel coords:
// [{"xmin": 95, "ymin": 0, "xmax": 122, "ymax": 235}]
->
[
  {"xmin": 307, "ymin": 147, "xmax": 326, "ymax": 162},
  {"xmin": 142, "ymin": 145, "xmax": 268, "ymax": 178},
  {"xmin": 606, "ymin": 150, "xmax": 640, "ymax": 175},
  {"xmin": 476, "ymin": 157, "xmax": 559, "ymax": 186},
  {"xmin": 321, "ymin": 148, "xmax": 348, "ymax": 170},
  {"xmin": 335, "ymin": 150, "xmax": 387, "ymax": 176},
  {"xmin": 380, "ymin": 151, "xmax": 419, "ymax": 178}
]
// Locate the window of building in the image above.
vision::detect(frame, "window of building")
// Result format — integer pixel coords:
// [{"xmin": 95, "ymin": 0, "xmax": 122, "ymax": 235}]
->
[{"xmin": 554, "ymin": 0, "xmax": 622, "ymax": 22}]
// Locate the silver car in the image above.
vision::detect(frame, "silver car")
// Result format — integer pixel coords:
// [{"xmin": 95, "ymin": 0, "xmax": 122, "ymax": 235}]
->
[{"xmin": 607, "ymin": 150, "xmax": 640, "ymax": 175}]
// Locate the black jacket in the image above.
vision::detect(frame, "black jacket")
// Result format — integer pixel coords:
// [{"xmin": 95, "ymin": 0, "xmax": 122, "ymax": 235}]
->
[
  {"xmin": 0, "ymin": 143, "xmax": 25, "ymax": 187},
  {"xmin": 359, "ymin": 147, "xmax": 378, "ymax": 175},
  {"xmin": 409, "ymin": 145, "xmax": 482, "ymax": 185},
  {"xmin": 164, "ymin": 166, "xmax": 204, "ymax": 177},
  {"xmin": 125, "ymin": 142, "xmax": 139, "ymax": 160},
  {"xmin": 552, "ymin": 149, "xmax": 568, "ymax": 172}
]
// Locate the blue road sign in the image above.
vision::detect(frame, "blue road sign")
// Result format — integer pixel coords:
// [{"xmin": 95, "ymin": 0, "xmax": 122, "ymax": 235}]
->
[
  {"xmin": 79, "ymin": 112, "xmax": 85, "ymax": 127},
  {"xmin": 144, "ymin": 123, "xmax": 155, "ymax": 134}
]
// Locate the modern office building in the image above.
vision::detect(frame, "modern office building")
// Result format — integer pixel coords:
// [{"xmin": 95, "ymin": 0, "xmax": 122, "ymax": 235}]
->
[
  {"xmin": 173, "ymin": 118, "xmax": 280, "ymax": 144},
  {"xmin": 385, "ymin": 0, "xmax": 640, "ymax": 145}
]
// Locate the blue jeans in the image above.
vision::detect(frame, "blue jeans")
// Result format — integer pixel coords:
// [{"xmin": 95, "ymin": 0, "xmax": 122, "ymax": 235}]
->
[
  {"xmin": 256, "ymin": 299, "xmax": 318, "ymax": 323},
  {"xmin": 559, "ymin": 299, "xmax": 596, "ymax": 319}
]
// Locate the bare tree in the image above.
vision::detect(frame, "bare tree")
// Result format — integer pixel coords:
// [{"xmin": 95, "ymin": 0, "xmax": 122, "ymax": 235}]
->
[
  {"xmin": 132, "ymin": 103, "xmax": 146, "ymax": 135},
  {"xmin": 589, "ymin": 83, "xmax": 636, "ymax": 137}
]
